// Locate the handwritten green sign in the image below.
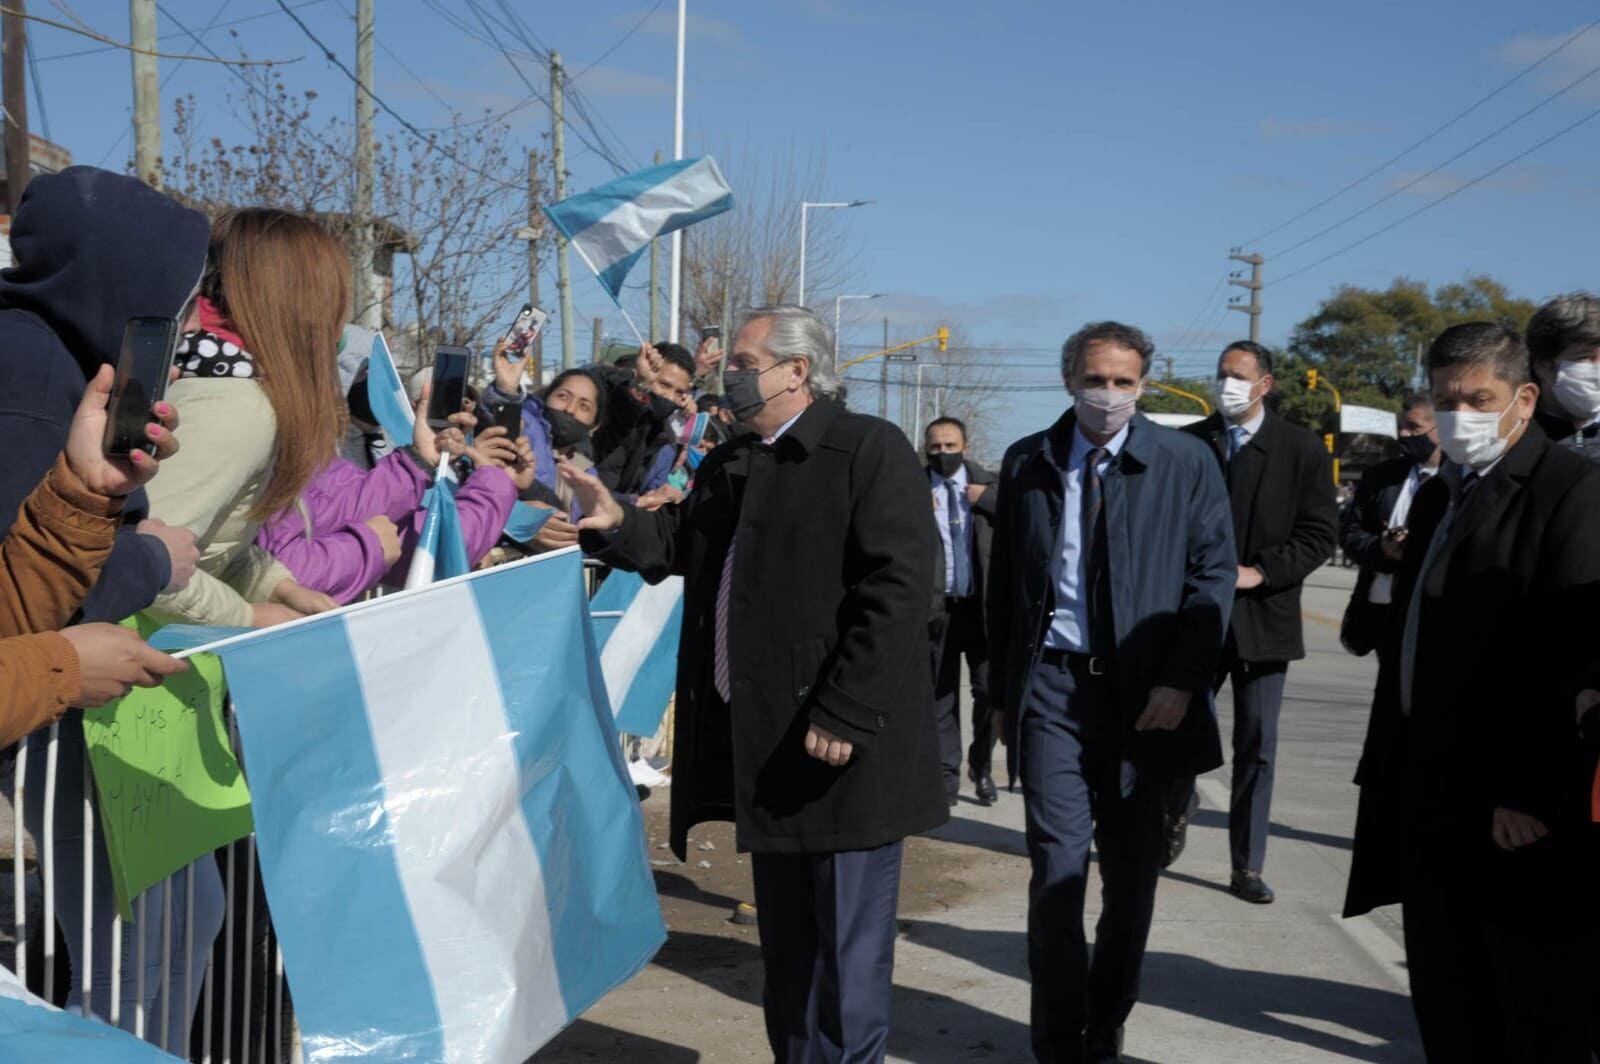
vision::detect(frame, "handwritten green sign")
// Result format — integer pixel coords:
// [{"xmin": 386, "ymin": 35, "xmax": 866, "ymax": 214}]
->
[{"xmin": 81, "ymin": 616, "xmax": 253, "ymax": 922}]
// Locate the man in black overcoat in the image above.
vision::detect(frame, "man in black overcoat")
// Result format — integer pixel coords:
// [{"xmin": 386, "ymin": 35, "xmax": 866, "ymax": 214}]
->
[
  {"xmin": 1343, "ymin": 322, "xmax": 1600, "ymax": 1062},
  {"xmin": 567, "ymin": 304, "xmax": 946, "ymax": 1063},
  {"xmin": 1167, "ymin": 341, "xmax": 1338, "ymax": 903}
]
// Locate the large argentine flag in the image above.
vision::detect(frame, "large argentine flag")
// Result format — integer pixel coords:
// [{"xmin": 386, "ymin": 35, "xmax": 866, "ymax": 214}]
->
[
  {"xmin": 591, "ymin": 570, "xmax": 684, "ymax": 737},
  {"xmin": 543, "ymin": 156, "xmax": 733, "ymax": 301},
  {"xmin": 0, "ymin": 966, "xmax": 181, "ymax": 1062},
  {"xmin": 161, "ymin": 550, "xmax": 665, "ymax": 1061}
]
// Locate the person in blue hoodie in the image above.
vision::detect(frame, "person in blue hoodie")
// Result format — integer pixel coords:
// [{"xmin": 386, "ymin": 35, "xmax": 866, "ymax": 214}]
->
[{"xmin": 0, "ymin": 167, "xmax": 215, "ymax": 1038}]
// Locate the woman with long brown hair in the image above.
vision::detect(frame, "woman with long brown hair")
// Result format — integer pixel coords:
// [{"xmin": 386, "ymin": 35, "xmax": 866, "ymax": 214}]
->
[{"xmin": 145, "ymin": 207, "xmax": 350, "ymax": 627}]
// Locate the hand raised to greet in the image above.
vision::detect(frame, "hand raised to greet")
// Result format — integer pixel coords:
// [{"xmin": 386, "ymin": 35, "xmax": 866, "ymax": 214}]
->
[{"xmin": 557, "ymin": 457, "xmax": 625, "ymax": 532}]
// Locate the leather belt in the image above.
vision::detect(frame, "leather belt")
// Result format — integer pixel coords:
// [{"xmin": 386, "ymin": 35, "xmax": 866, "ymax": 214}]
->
[{"xmin": 1039, "ymin": 648, "xmax": 1109, "ymax": 676}]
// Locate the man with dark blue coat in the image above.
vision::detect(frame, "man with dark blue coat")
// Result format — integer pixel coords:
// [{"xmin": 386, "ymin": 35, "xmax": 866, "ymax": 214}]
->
[{"xmin": 987, "ymin": 321, "xmax": 1235, "ymax": 1063}]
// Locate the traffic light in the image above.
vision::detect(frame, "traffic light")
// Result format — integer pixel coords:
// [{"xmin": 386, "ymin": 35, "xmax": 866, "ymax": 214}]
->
[
  {"xmin": 937, "ymin": 326, "xmax": 949, "ymax": 353},
  {"xmin": 1307, "ymin": 368, "xmax": 1319, "ymax": 390},
  {"xmin": 1324, "ymin": 433, "xmax": 1335, "ymax": 453}
]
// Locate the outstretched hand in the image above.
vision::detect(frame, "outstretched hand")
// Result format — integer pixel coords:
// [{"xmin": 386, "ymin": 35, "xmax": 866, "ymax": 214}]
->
[{"xmin": 557, "ymin": 456, "xmax": 625, "ymax": 532}]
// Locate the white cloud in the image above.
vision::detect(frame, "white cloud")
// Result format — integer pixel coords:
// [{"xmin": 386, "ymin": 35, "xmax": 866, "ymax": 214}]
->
[
  {"xmin": 571, "ymin": 65, "xmax": 672, "ymax": 97},
  {"xmin": 1493, "ymin": 24, "xmax": 1600, "ymax": 103}
]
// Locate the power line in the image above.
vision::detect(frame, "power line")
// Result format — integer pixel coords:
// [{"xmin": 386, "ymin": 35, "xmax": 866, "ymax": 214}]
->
[
  {"xmin": 36, "ymin": 0, "xmax": 330, "ymax": 61},
  {"xmin": 1169, "ymin": 273, "xmax": 1228, "ymax": 355},
  {"xmin": 1239, "ymin": 17, "xmax": 1600, "ymax": 248},
  {"xmin": 95, "ymin": 0, "xmax": 238, "ymax": 168},
  {"xmin": 0, "ymin": 3, "xmax": 292, "ymax": 64},
  {"xmin": 271, "ymin": 0, "xmax": 522, "ymax": 192},
  {"xmin": 576, "ymin": 0, "xmax": 665, "ymax": 79},
  {"xmin": 1269, "ymin": 96, "xmax": 1600, "ymax": 289},
  {"xmin": 1269, "ymin": 51, "xmax": 1600, "ymax": 262}
]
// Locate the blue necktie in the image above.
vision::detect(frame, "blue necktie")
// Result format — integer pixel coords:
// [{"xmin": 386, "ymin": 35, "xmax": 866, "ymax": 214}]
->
[
  {"xmin": 946, "ymin": 481, "xmax": 971, "ymax": 598},
  {"xmin": 1227, "ymin": 425, "xmax": 1246, "ymax": 461}
]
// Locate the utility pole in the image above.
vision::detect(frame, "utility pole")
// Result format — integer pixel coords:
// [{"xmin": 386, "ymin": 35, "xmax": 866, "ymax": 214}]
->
[
  {"xmin": 525, "ymin": 148, "xmax": 544, "ymax": 383},
  {"xmin": 878, "ymin": 317, "xmax": 889, "ymax": 420},
  {"xmin": 130, "ymin": 0, "xmax": 159, "ymax": 187},
  {"xmin": 1227, "ymin": 249, "xmax": 1263, "ymax": 344},
  {"xmin": 649, "ymin": 149, "xmax": 662, "ymax": 341},
  {"xmin": 351, "ymin": 0, "xmax": 376, "ymax": 328},
  {"xmin": 667, "ymin": 0, "xmax": 685, "ymax": 343},
  {"xmin": 1163, "ymin": 356, "xmax": 1175, "ymax": 380},
  {"xmin": 592, "ymin": 317, "xmax": 603, "ymax": 363},
  {"xmin": 552, "ymin": 52, "xmax": 575, "ymax": 368},
  {"xmin": 2, "ymin": 0, "xmax": 27, "ymax": 214}
]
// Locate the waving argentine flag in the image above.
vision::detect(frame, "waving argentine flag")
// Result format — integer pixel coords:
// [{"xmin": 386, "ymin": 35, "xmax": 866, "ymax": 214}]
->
[
  {"xmin": 544, "ymin": 156, "xmax": 733, "ymax": 302},
  {"xmin": 404, "ymin": 458, "xmax": 470, "ymax": 590},
  {"xmin": 153, "ymin": 549, "xmax": 665, "ymax": 1062},
  {"xmin": 364, "ymin": 331, "xmax": 416, "ymax": 444},
  {"xmin": 591, "ymin": 569, "xmax": 684, "ymax": 737},
  {"xmin": 0, "ymin": 966, "xmax": 180, "ymax": 1062}
]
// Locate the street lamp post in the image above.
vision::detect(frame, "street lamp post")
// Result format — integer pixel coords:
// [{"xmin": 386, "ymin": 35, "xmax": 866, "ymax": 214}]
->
[
  {"xmin": 798, "ymin": 199, "xmax": 873, "ymax": 307},
  {"xmin": 833, "ymin": 293, "xmax": 881, "ymax": 359}
]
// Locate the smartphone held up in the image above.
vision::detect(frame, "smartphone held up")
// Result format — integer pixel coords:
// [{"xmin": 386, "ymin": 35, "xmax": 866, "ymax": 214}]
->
[
  {"xmin": 426, "ymin": 346, "xmax": 471, "ymax": 429},
  {"xmin": 103, "ymin": 316, "xmax": 180, "ymax": 457},
  {"xmin": 501, "ymin": 303, "xmax": 548, "ymax": 360}
]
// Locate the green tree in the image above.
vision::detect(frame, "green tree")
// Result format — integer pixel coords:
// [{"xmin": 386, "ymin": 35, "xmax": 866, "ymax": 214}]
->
[{"xmin": 1285, "ymin": 275, "xmax": 1537, "ymax": 412}]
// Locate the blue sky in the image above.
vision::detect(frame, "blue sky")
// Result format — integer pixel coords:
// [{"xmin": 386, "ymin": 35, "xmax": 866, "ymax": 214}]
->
[{"xmin": 27, "ymin": 0, "xmax": 1600, "ymax": 442}]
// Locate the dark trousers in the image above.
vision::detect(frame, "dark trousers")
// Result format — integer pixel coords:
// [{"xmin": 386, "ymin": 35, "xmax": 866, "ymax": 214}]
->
[
  {"xmin": 1168, "ymin": 655, "xmax": 1288, "ymax": 873},
  {"xmin": 1403, "ymin": 879, "xmax": 1592, "ymax": 1063},
  {"xmin": 751, "ymin": 841, "xmax": 904, "ymax": 1064},
  {"xmin": 933, "ymin": 595, "xmax": 993, "ymax": 793},
  {"xmin": 1020, "ymin": 655, "xmax": 1168, "ymax": 1063}
]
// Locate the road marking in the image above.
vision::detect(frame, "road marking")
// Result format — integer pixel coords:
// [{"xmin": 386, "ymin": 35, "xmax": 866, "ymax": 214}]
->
[
  {"xmin": 1303, "ymin": 608, "xmax": 1343, "ymax": 630},
  {"xmin": 1330, "ymin": 911, "xmax": 1409, "ymax": 991}
]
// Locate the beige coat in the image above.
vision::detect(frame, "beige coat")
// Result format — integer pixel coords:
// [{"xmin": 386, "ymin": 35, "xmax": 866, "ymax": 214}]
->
[{"xmin": 144, "ymin": 377, "xmax": 292, "ymax": 628}]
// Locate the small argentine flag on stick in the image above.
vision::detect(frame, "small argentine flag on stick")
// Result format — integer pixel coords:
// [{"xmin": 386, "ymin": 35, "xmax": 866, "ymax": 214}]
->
[{"xmin": 544, "ymin": 156, "xmax": 734, "ymax": 343}]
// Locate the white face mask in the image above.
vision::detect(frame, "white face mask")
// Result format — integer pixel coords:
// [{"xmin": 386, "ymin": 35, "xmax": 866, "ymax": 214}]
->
[
  {"xmin": 1434, "ymin": 394, "xmax": 1524, "ymax": 471},
  {"xmin": 1214, "ymin": 376, "xmax": 1260, "ymax": 419},
  {"xmin": 1553, "ymin": 359, "xmax": 1600, "ymax": 423},
  {"xmin": 1074, "ymin": 386, "xmax": 1140, "ymax": 437}
]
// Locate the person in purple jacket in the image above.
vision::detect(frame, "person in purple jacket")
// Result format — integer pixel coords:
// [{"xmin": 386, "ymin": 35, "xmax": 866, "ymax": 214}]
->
[{"xmin": 255, "ymin": 397, "xmax": 528, "ymax": 603}]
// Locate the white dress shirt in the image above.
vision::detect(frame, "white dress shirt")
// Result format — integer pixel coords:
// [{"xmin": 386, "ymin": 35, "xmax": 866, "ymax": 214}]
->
[{"xmin": 1044, "ymin": 423, "xmax": 1130, "ymax": 651}]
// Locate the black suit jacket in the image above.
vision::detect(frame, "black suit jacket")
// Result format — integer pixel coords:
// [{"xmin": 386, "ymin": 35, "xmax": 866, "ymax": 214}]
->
[
  {"xmin": 987, "ymin": 412, "xmax": 1235, "ymax": 779},
  {"xmin": 1344, "ymin": 424, "xmax": 1600, "ymax": 918},
  {"xmin": 1185, "ymin": 410, "xmax": 1338, "ymax": 662},
  {"xmin": 1337, "ymin": 457, "xmax": 1425, "ymax": 653},
  {"xmin": 583, "ymin": 400, "xmax": 948, "ymax": 858}
]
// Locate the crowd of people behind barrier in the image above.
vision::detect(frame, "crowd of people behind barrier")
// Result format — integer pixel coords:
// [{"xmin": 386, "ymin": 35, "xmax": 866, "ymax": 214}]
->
[
  {"xmin": 0, "ymin": 166, "xmax": 736, "ymax": 1045},
  {"xmin": 2, "ymin": 163, "xmax": 1599, "ymax": 1063}
]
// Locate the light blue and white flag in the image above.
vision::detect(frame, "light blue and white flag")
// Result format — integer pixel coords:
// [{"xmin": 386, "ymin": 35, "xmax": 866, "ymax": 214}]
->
[
  {"xmin": 591, "ymin": 570, "xmax": 684, "ymax": 737},
  {"xmin": 404, "ymin": 458, "xmax": 470, "ymax": 590},
  {"xmin": 365, "ymin": 331, "xmax": 416, "ymax": 444},
  {"xmin": 0, "ymin": 965, "xmax": 181, "ymax": 1062},
  {"xmin": 543, "ymin": 156, "xmax": 733, "ymax": 302},
  {"xmin": 157, "ymin": 549, "xmax": 665, "ymax": 1062}
]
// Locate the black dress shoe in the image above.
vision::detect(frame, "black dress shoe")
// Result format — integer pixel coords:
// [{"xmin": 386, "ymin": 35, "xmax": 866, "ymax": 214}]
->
[
  {"xmin": 969, "ymin": 767, "xmax": 998, "ymax": 805},
  {"xmin": 1085, "ymin": 1025, "xmax": 1124, "ymax": 1062},
  {"xmin": 1229, "ymin": 869, "xmax": 1275, "ymax": 904},
  {"xmin": 1163, "ymin": 789, "xmax": 1198, "ymax": 869}
]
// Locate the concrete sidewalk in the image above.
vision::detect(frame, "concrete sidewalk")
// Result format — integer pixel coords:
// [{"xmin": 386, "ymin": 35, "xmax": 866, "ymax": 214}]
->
[{"xmin": 539, "ymin": 563, "xmax": 1422, "ymax": 1062}]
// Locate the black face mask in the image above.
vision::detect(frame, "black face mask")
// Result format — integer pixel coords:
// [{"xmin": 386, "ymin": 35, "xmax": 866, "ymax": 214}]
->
[
  {"xmin": 647, "ymin": 393, "xmax": 678, "ymax": 424},
  {"xmin": 723, "ymin": 364, "xmax": 785, "ymax": 422},
  {"xmin": 1397, "ymin": 433, "xmax": 1436, "ymax": 466},
  {"xmin": 545, "ymin": 407, "xmax": 591, "ymax": 450},
  {"xmin": 928, "ymin": 451, "xmax": 964, "ymax": 479}
]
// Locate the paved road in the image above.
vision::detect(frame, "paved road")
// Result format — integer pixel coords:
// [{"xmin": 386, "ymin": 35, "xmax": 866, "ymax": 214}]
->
[{"xmin": 541, "ymin": 563, "xmax": 1424, "ymax": 1062}]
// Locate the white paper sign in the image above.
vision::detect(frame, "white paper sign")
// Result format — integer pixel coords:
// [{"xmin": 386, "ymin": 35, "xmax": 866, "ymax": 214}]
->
[{"xmin": 1340, "ymin": 404, "xmax": 1397, "ymax": 438}]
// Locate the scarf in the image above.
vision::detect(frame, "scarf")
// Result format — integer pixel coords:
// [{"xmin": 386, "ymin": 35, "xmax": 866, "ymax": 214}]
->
[{"xmin": 175, "ymin": 295, "xmax": 256, "ymax": 380}]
